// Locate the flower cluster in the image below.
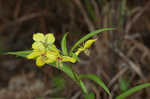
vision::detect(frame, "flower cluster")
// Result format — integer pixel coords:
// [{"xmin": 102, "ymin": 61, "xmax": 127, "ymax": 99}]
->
[{"xmin": 27, "ymin": 33, "xmax": 97, "ymax": 67}]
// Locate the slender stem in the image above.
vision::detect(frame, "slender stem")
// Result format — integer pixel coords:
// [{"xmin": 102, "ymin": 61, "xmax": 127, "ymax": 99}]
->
[{"xmin": 68, "ymin": 63, "xmax": 88, "ymax": 94}]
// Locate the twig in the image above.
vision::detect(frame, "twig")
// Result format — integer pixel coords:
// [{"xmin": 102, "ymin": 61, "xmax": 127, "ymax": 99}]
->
[
  {"xmin": 0, "ymin": 11, "xmax": 46, "ymax": 33},
  {"xmin": 114, "ymin": 48, "xmax": 146, "ymax": 81},
  {"xmin": 14, "ymin": 0, "xmax": 22, "ymax": 19},
  {"xmin": 108, "ymin": 67, "xmax": 128, "ymax": 87},
  {"xmin": 73, "ymin": 0, "xmax": 95, "ymax": 31},
  {"xmin": 125, "ymin": 1, "xmax": 150, "ymax": 33},
  {"xmin": 71, "ymin": 91, "xmax": 81, "ymax": 99}
]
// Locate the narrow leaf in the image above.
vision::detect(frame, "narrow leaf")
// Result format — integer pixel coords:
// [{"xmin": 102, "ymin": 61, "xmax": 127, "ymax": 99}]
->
[
  {"xmin": 7, "ymin": 50, "xmax": 32, "ymax": 58},
  {"xmin": 85, "ymin": 92, "xmax": 95, "ymax": 99},
  {"xmin": 116, "ymin": 83, "xmax": 150, "ymax": 99},
  {"xmin": 50, "ymin": 63, "xmax": 88, "ymax": 94},
  {"xmin": 69, "ymin": 28, "xmax": 114, "ymax": 55},
  {"xmin": 61, "ymin": 33, "xmax": 68, "ymax": 55},
  {"xmin": 51, "ymin": 63, "xmax": 75, "ymax": 80},
  {"xmin": 79, "ymin": 80, "xmax": 88, "ymax": 94},
  {"xmin": 119, "ymin": 77, "xmax": 130, "ymax": 92},
  {"xmin": 79, "ymin": 74, "xmax": 111, "ymax": 95}
]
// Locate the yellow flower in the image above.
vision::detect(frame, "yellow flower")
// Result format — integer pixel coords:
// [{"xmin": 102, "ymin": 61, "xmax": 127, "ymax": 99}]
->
[
  {"xmin": 27, "ymin": 33, "xmax": 76, "ymax": 67},
  {"xmin": 27, "ymin": 33, "xmax": 59, "ymax": 67},
  {"xmin": 75, "ymin": 38, "xmax": 97, "ymax": 56}
]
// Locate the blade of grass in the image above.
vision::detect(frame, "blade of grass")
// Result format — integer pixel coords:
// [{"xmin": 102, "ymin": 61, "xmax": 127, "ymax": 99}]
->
[
  {"xmin": 84, "ymin": 0, "xmax": 96, "ymax": 21},
  {"xmin": 79, "ymin": 80, "xmax": 88, "ymax": 94},
  {"xmin": 119, "ymin": 77, "xmax": 130, "ymax": 92},
  {"xmin": 69, "ymin": 28, "xmax": 114, "ymax": 55},
  {"xmin": 7, "ymin": 50, "xmax": 32, "ymax": 58},
  {"xmin": 61, "ymin": 33, "xmax": 68, "ymax": 55},
  {"xmin": 85, "ymin": 92, "xmax": 95, "ymax": 99},
  {"xmin": 79, "ymin": 74, "xmax": 111, "ymax": 95},
  {"xmin": 116, "ymin": 83, "xmax": 150, "ymax": 99}
]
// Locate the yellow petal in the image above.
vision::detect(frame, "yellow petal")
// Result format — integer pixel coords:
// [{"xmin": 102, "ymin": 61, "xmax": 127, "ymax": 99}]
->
[
  {"xmin": 45, "ymin": 33, "xmax": 55, "ymax": 44},
  {"xmin": 45, "ymin": 51, "xmax": 58, "ymax": 63},
  {"xmin": 75, "ymin": 47, "xmax": 85, "ymax": 56},
  {"xmin": 48, "ymin": 44, "xmax": 59, "ymax": 53},
  {"xmin": 32, "ymin": 42, "xmax": 45, "ymax": 50},
  {"xmin": 26, "ymin": 51, "xmax": 41, "ymax": 59},
  {"xmin": 84, "ymin": 39, "xmax": 97, "ymax": 49},
  {"xmin": 46, "ymin": 50, "xmax": 59, "ymax": 56},
  {"xmin": 36, "ymin": 56, "xmax": 45, "ymax": 67},
  {"xmin": 62, "ymin": 56, "xmax": 76, "ymax": 63},
  {"xmin": 45, "ymin": 57, "xmax": 56, "ymax": 64},
  {"xmin": 33, "ymin": 33, "xmax": 45, "ymax": 42}
]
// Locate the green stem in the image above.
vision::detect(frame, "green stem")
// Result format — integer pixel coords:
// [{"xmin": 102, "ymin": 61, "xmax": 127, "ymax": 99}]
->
[{"xmin": 69, "ymin": 63, "xmax": 88, "ymax": 94}]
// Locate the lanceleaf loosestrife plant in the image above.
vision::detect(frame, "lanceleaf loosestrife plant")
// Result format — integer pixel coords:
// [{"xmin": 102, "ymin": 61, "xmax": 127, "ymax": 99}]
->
[{"xmin": 8, "ymin": 28, "xmax": 150, "ymax": 99}]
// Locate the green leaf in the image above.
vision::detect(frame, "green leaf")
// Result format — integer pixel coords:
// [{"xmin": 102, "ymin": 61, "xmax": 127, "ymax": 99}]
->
[
  {"xmin": 51, "ymin": 75, "xmax": 65, "ymax": 94},
  {"xmin": 79, "ymin": 74, "xmax": 111, "ymax": 95},
  {"xmin": 69, "ymin": 28, "xmax": 114, "ymax": 55},
  {"xmin": 50, "ymin": 63, "xmax": 88, "ymax": 94},
  {"xmin": 85, "ymin": 92, "xmax": 95, "ymax": 99},
  {"xmin": 116, "ymin": 83, "xmax": 150, "ymax": 99},
  {"xmin": 79, "ymin": 80, "xmax": 88, "ymax": 94},
  {"xmin": 7, "ymin": 50, "xmax": 32, "ymax": 58},
  {"xmin": 119, "ymin": 77, "xmax": 130, "ymax": 92},
  {"xmin": 51, "ymin": 63, "xmax": 75, "ymax": 80},
  {"xmin": 61, "ymin": 33, "xmax": 68, "ymax": 56}
]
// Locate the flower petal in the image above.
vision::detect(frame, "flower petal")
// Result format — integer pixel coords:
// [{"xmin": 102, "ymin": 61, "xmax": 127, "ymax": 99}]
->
[
  {"xmin": 36, "ymin": 56, "xmax": 45, "ymax": 67},
  {"xmin": 32, "ymin": 42, "xmax": 45, "ymax": 50},
  {"xmin": 45, "ymin": 51, "xmax": 58, "ymax": 63},
  {"xmin": 48, "ymin": 44, "xmax": 59, "ymax": 53},
  {"xmin": 45, "ymin": 58, "xmax": 56, "ymax": 64},
  {"xmin": 33, "ymin": 33, "xmax": 45, "ymax": 42},
  {"xmin": 84, "ymin": 39, "xmax": 97, "ymax": 49},
  {"xmin": 26, "ymin": 50, "xmax": 41, "ymax": 59},
  {"xmin": 84, "ymin": 49, "xmax": 90, "ymax": 56},
  {"xmin": 62, "ymin": 56, "xmax": 76, "ymax": 63},
  {"xmin": 45, "ymin": 33, "xmax": 55, "ymax": 44}
]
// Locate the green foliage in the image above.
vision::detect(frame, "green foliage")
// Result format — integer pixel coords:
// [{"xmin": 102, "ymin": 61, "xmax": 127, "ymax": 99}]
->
[
  {"xmin": 50, "ymin": 63, "xmax": 88, "ymax": 94},
  {"xmin": 7, "ymin": 50, "xmax": 32, "ymax": 58},
  {"xmin": 61, "ymin": 33, "xmax": 68, "ymax": 56},
  {"xmin": 85, "ymin": 92, "xmax": 95, "ymax": 99},
  {"xmin": 119, "ymin": 77, "xmax": 130, "ymax": 92},
  {"xmin": 116, "ymin": 83, "xmax": 150, "ymax": 99},
  {"xmin": 79, "ymin": 79, "xmax": 88, "ymax": 94},
  {"xmin": 79, "ymin": 74, "xmax": 111, "ymax": 95},
  {"xmin": 51, "ymin": 63, "xmax": 76, "ymax": 80},
  {"xmin": 84, "ymin": 0, "xmax": 96, "ymax": 21},
  {"xmin": 51, "ymin": 75, "xmax": 65, "ymax": 95},
  {"xmin": 69, "ymin": 28, "xmax": 114, "ymax": 56},
  {"xmin": 36, "ymin": 98, "xmax": 65, "ymax": 99}
]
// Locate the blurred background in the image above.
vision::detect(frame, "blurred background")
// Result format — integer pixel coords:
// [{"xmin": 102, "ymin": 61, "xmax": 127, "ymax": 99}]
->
[{"xmin": 0, "ymin": 0, "xmax": 150, "ymax": 99}]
